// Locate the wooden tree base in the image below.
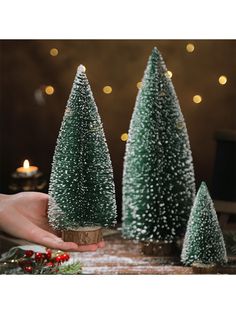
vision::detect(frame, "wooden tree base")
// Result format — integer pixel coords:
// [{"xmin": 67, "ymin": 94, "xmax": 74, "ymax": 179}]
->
[
  {"xmin": 141, "ymin": 241, "xmax": 179, "ymax": 256},
  {"xmin": 62, "ymin": 227, "xmax": 103, "ymax": 245},
  {"xmin": 192, "ymin": 262, "xmax": 219, "ymax": 274}
]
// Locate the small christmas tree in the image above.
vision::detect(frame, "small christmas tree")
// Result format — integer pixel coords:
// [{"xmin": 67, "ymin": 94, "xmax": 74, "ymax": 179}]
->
[
  {"xmin": 122, "ymin": 47, "xmax": 195, "ymax": 255},
  {"xmin": 181, "ymin": 182, "xmax": 227, "ymax": 269},
  {"xmin": 48, "ymin": 65, "xmax": 117, "ymax": 244}
]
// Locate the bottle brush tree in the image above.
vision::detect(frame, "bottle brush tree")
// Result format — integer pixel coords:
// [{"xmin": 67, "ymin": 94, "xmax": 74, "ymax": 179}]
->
[
  {"xmin": 48, "ymin": 65, "xmax": 117, "ymax": 245},
  {"xmin": 181, "ymin": 181, "xmax": 227, "ymax": 269},
  {"xmin": 122, "ymin": 47, "xmax": 196, "ymax": 255}
]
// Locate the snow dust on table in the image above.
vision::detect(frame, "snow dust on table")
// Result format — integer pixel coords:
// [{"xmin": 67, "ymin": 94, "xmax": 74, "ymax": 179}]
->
[{"xmin": 69, "ymin": 229, "xmax": 194, "ymax": 275}]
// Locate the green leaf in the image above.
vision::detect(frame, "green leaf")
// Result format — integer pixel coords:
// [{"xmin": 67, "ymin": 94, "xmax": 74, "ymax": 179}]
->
[{"xmin": 58, "ymin": 262, "xmax": 82, "ymax": 275}]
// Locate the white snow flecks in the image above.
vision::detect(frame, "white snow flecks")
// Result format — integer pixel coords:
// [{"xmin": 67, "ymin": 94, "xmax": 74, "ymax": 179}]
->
[
  {"xmin": 122, "ymin": 47, "xmax": 195, "ymax": 242},
  {"xmin": 48, "ymin": 68, "xmax": 117, "ymax": 230},
  {"xmin": 181, "ymin": 182, "xmax": 227, "ymax": 266}
]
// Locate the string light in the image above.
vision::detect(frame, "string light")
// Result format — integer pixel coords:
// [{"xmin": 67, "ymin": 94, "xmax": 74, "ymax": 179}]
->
[
  {"xmin": 136, "ymin": 81, "xmax": 142, "ymax": 89},
  {"xmin": 218, "ymin": 75, "xmax": 227, "ymax": 85},
  {"xmin": 45, "ymin": 85, "xmax": 55, "ymax": 95},
  {"xmin": 121, "ymin": 133, "xmax": 128, "ymax": 142},
  {"xmin": 193, "ymin": 95, "xmax": 202, "ymax": 104},
  {"xmin": 186, "ymin": 43, "xmax": 195, "ymax": 53},
  {"xmin": 103, "ymin": 86, "xmax": 112, "ymax": 94},
  {"xmin": 166, "ymin": 70, "xmax": 173, "ymax": 78},
  {"xmin": 50, "ymin": 48, "xmax": 59, "ymax": 57}
]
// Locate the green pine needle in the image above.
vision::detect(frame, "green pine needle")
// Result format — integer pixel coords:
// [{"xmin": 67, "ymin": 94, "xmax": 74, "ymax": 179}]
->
[
  {"xmin": 122, "ymin": 47, "xmax": 195, "ymax": 242},
  {"xmin": 58, "ymin": 262, "xmax": 82, "ymax": 275}
]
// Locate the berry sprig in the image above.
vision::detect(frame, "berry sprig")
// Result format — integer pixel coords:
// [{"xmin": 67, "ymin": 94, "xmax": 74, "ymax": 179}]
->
[
  {"xmin": 19, "ymin": 249, "xmax": 70, "ymax": 274},
  {"xmin": 0, "ymin": 247, "xmax": 81, "ymax": 275}
]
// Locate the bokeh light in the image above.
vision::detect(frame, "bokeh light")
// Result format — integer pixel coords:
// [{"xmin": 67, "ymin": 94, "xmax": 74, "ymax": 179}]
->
[
  {"xmin": 45, "ymin": 85, "xmax": 55, "ymax": 95},
  {"xmin": 193, "ymin": 95, "xmax": 202, "ymax": 104},
  {"xmin": 186, "ymin": 43, "xmax": 195, "ymax": 53},
  {"xmin": 218, "ymin": 75, "xmax": 227, "ymax": 85},
  {"xmin": 103, "ymin": 86, "xmax": 112, "ymax": 94},
  {"xmin": 50, "ymin": 48, "xmax": 59, "ymax": 56},
  {"xmin": 121, "ymin": 133, "xmax": 128, "ymax": 141},
  {"xmin": 136, "ymin": 81, "xmax": 142, "ymax": 89},
  {"xmin": 166, "ymin": 70, "xmax": 173, "ymax": 78}
]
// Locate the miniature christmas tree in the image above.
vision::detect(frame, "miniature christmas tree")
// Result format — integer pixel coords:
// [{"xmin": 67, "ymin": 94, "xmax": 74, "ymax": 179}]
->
[
  {"xmin": 181, "ymin": 182, "xmax": 227, "ymax": 270},
  {"xmin": 122, "ymin": 47, "xmax": 195, "ymax": 255},
  {"xmin": 48, "ymin": 65, "xmax": 117, "ymax": 245}
]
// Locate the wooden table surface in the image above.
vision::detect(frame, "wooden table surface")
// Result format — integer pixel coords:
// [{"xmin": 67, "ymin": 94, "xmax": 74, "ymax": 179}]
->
[
  {"xmin": 1, "ymin": 230, "xmax": 236, "ymax": 274},
  {"xmin": 70, "ymin": 230, "xmax": 236, "ymax": 275}
]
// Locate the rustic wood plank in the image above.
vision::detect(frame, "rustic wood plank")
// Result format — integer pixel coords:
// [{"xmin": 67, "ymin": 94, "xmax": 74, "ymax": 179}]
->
[
  {"xmin": 70, "ymin": 232, "xmax": 236, "ymax": 275},
  {"xmin": 1, "ymin": 230, "xmax": 236, "ymax": 274}
]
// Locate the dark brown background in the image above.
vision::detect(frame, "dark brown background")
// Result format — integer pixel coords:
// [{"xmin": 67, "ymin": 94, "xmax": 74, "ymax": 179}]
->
[{"xmin": 1, "ymin": 40, "xmax": 236, "ymax": 220}]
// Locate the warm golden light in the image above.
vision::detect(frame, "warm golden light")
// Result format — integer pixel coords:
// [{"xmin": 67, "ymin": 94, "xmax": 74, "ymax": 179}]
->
[
  {"xmin": 136, "ymin": 81, "xmax": 142, "ymax": 89},
  {"xmin": 193, "ymin": 95, "xmax": 202, "ymax": 104},
  {"xmin": 121, "ymin": 133, "xmax": 128, "ymax": 142},
  {"xmin": 166, "ymin": 70, "xmax": 173, "ymax": 78},
  {"xmin": 103, "ymin": 86, "xmax": 112, "ymax": 94},
  {"xmin": 186, "ymin": 43, "xmax": 195, "ymax": 53},
  {"xmin": 45, "ymin": 85, "xmax": 55, "ymax": 95},
  {"xmin": 23, "ymin": 159, "xmax": 30, "ymax": 169},
  {"xmin": 218, "ymin": 75, "xmax": 227, "ymax": 85},
  {"xmin": 50, "ymin": 48, "xmax": 59, "ymax": 56},
  {"xmin": 17, "ymin": 160, "xmax": 38, "ymax": 176}
]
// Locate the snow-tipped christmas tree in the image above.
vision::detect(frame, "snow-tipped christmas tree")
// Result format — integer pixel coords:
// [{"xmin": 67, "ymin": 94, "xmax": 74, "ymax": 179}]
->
[
  {"xmin": 181, "ymin": 182, "xmax": 227, "ymax": 266},
  {"xmin": 122, "ymin": 47, "xmax": 195, "ymax": 250},
  {"xmin": 48, "ymin": 65, "xmax": 117, "ymax": 244}
]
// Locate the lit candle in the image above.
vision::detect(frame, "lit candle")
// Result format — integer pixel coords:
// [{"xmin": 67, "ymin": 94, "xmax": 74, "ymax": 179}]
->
[{"xmin": 16, "ymin": 159, "xmax": 38, "ymax": 177}]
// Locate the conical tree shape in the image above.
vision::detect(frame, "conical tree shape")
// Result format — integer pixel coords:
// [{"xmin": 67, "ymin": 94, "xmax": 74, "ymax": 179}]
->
[
  {"xmin": 48, "ymin": 65, "xmax": 117, "ymax": 231},
  {"xmin": 181, "ymin": 182, "xmax": 227, "ymax": 266},
  {"xmin": 122, "ymin": 47, "xmax": 195, "ymax": 243}
]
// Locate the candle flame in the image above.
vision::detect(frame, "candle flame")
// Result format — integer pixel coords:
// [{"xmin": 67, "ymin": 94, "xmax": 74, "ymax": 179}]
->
[{"xmin": 23, "ymin": 159, "xmax": 30, "ymax": 169}]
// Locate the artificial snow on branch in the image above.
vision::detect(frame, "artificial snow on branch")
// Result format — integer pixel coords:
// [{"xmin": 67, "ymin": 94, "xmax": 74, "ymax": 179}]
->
[{"xmin": 122, "ymin": 47, "xmax": 195, "ymax": 247}]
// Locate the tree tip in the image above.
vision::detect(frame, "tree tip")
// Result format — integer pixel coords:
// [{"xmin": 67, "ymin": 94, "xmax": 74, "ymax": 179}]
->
[
  {"xmin": 200, "ymin": 181, "xmax": 208, "ymax": 189},
  {"xmin": 152, "ymin": 46, "xmax": 158, "ymax": 53},
  {"xmin": 151, "ymin": 46, "xmax": 160, "ymax": 56},
  {"xmin": 77, "ymin": 64, "xmax": 86, "ymax": 74},
  {"xmin": 198, "ymin": 181, "xmax": 210, "ymax": 196},
  {"xmin": 149, "ymin": 46, "xmax": 162, "ymax": 63}
]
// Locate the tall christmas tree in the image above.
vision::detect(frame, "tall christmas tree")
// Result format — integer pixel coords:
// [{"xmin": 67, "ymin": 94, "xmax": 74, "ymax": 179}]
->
[
  {"xmin": 122, "ymin": 47, "xmax": 195, "ymax": 253},
  {"xmin": 181, "ymin": 182, "xmax": 227, "ymax": 267},
  {"xmin": 48, "ymin": 65, "xmax": 117, "ymax": 244}
]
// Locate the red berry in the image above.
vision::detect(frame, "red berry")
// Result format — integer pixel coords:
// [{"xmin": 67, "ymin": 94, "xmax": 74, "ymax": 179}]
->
[
  {"xmin": 61, "ymin": 253, "xmax": 70, "ymax": 261},
  {"xmin": 24, "ymin": 266, "xmax": 33, "ymax": 273},
  {"xmin": 45, "ymin": 249, "xmax": 52, "ymax": 259},
  {"xmin": 46, "ymin": 262, "xmax": 54, "ymax": 267},
  {"xmin": 35, "ymin": 252, "xmax": 43, "ymax": 262},
  {"xmin": 55, "ymin": 256, "xmax": 61, "ymax": 263},
  {"xmin": 59, "ymin": 254, "xmax": 65, "ymax": 262},
  {"xmin": 24, "ymin": 250, "xmax": 34, "ymax": 257}
]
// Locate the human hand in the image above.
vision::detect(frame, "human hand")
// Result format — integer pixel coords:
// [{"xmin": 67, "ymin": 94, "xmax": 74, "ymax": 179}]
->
[{"xmin": 0, "ymin": 192, "xmax": 105, "ymax": 252}]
